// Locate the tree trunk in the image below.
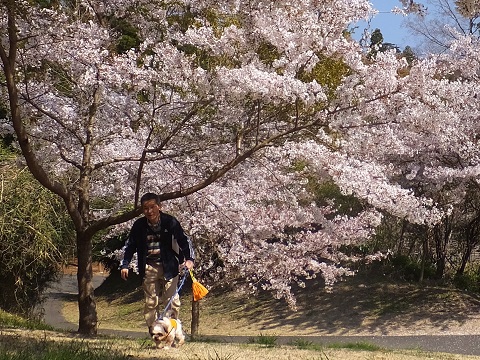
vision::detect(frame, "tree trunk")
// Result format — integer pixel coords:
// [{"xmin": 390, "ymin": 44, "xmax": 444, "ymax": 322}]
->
[
  {"xmin": 191, "ymin": 298, "xmax": 200, "ymax": 338},
  {"xmin": 434, "ymin": 217, "xmax": 451, "ymax": 280},
  {"xmin": 76, "ymin": 232, "xmax": 98, "ymax": 335},
  {"xmin": 456, "ymin": 243, "xmax": 472, "ymax": 277},
  {"xmin": 457, "ymin": 216, "xmax": 480, "ymax": 277},
  {"xmin": 396, "ymin": 218, "xmax": 407, "ymax": 256},
  {"xmin": 419, "ymin": 234, "xmax": 429, "ymax": 283}
]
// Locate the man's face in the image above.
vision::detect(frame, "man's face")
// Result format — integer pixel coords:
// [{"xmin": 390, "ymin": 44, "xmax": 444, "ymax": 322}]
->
[{"xmin": 142, "ymin": 199, "xmax": 161, "ymax": 223}]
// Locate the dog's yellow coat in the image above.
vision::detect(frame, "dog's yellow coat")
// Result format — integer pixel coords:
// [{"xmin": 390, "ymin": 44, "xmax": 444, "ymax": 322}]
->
[{"xmin": 169, "ymin": 318, "xmax": 178, "ymax": 329}]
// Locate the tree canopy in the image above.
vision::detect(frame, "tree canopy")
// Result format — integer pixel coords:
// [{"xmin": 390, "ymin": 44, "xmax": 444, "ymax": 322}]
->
[{"xmin": 406, "ymin": 0, "xmax": 480, "ymax": 53}]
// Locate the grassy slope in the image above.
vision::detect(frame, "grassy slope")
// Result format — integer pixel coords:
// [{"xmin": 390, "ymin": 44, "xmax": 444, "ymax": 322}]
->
[
  {"xmin": 61, "ymin": 271, "xmax": 480, "ymax": 337},
  {"xmin": 3, "ymin": 272, "xmax": 480, "ymax": 359},
  {"xmin": 2, "ymin": 313, "xmax": 480, "ymax": 360}
]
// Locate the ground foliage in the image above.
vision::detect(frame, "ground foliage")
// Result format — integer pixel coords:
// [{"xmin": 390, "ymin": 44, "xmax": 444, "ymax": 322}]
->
[{"xmin": 1, "ymin": 308, "xmax": 480, "ymax": 360}]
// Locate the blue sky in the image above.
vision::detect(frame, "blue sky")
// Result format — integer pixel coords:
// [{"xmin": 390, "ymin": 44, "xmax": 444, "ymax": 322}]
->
[{"xmin": 353, "ymin": 0, "xmax": 425, "ymax": 50}]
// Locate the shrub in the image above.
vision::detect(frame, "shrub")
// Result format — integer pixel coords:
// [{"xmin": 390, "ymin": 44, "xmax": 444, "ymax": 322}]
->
[
  {"xmin": 0, "ymin": 151, "xmax": 74, "ymax": 317},
  {"xmin": 453, "ymin": 268, "xmax": 480, "ymax": 292}
]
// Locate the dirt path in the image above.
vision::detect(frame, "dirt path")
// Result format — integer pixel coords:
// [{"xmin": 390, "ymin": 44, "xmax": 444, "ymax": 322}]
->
[{"xmin": 41, "ymin": 271, "xmax": 108, "ymax": 333}]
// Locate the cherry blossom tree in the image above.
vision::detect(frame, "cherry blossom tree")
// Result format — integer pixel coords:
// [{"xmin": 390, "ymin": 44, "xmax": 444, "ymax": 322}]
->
[
  {"xmin": 405, "ymin": 0, "xmax": 480, "ymax": 53},
  {"xmin": 1, "ymin": 0, "xmax": 477, "ymax": 336}
]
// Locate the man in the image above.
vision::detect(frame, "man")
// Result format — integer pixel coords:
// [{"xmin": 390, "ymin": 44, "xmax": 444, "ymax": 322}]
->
[{"xmin": 121, "ymin": 192, "xmax": 195, "ymax": 331}]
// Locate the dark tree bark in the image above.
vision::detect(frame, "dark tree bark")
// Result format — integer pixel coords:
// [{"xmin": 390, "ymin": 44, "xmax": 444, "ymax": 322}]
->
[
  {"xmin": 457, "ymin": 216, "xmax": 480, "ymax": 277},
  {"xmin": 191, "ymin": 299, "xmax": 200, "ymax": 338},
  {"xmin": 434, "ymin": 216, "xmax": 452, "ymax": 280},
  {"xmin": 76, "ymin": 232, "xmax": 98, "ymax": 335}
]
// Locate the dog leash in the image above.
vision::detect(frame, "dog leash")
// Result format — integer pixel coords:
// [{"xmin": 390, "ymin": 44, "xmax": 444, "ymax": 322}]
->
[{"xmin": 158, "ymin": 268, "xmax": 188, "ymax": 320}]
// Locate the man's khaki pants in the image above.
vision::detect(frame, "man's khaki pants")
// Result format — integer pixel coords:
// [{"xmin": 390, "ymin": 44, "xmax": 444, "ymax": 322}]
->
[{"xmin": 143, "ymin": 263, "xmax": 180, "ymax": 328}]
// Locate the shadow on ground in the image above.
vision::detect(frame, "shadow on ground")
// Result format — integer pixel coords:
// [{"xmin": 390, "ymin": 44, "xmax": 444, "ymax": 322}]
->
[{"xmin": 204, "ymin": 274, "xmax": 480, "ymax": 336}]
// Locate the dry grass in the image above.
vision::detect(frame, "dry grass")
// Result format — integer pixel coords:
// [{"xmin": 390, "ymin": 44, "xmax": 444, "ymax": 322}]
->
[
  {"xmin": 42, "ymin": 269, "xmax": 480, "ymax": 359},
  {"xmin": 1, "ymin": 327, "xmax": 480, "ymax": 360},
  {"xmin": 62, "ymin": 272, "xmax": 480, "ymax": 337}
]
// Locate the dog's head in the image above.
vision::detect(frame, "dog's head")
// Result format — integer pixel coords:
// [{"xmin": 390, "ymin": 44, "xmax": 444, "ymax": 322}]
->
[{"xmin": 150, "ymin": 317, "xmax": 174, "ymax": 344}]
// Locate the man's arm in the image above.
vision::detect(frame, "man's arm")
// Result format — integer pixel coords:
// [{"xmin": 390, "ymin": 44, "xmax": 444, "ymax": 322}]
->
[
  {"xmin": 172, "ymin": 218, "xmax": 195, "ymax": 268},
  {"xmin": 121, "ymin": 225, "xmax": 138, "ymax": 280}
]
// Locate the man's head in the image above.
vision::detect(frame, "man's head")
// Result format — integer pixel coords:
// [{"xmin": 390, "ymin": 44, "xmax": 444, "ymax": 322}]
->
[{"xmin": 141, "ymin": 192, "xmax": 161, "ymax": 224}]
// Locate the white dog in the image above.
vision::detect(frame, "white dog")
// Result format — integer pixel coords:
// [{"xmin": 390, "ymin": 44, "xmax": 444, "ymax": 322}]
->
[{"xmin": 149, "ymin": 315, "xmax": 185, "ymax": 349}]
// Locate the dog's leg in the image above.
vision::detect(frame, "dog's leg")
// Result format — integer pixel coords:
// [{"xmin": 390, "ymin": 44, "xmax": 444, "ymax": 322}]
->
[
  {"xmin": 176, "ymin": 335, "xmax": 185, "ymax": 347},
  {"xmin": 175, "ymin": 329, "xmax": 185, "ymax": 347},
  {"xmin": 177, "ymin": 321, "xmax": 185, "ymax": 347}
]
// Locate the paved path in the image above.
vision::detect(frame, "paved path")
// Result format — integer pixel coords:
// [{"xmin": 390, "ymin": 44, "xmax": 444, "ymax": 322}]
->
[{"xmin": 42, "ymin": 274, "xmax": 480, "ymax": 357}]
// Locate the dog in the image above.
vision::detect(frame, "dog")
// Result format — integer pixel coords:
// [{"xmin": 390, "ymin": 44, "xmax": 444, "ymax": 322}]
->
[{"xmin": 149, "ymin": 314, "xmax": 185, "ymax": 349}]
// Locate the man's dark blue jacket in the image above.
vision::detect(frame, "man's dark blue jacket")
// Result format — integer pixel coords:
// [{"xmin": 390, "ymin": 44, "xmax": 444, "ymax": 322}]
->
[{"xmin": 121, "ymin": 212, "xmax": 195, "ymax": 282}]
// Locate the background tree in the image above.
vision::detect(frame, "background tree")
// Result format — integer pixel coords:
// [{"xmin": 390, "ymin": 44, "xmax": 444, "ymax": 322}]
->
[
  {"xmin": 368, "ymin": 28, "xmax": 401, "ymax": 59},
  {"xmin": 406, "ymin": 0, "xmax": 480, "ymax": 53},
  {"xmin": 402, "ymin": 46, "xmax": 417, "ymax": 64}
]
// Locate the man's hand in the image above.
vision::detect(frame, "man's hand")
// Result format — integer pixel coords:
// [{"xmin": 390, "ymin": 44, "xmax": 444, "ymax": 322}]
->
[
  {"xmin": 120, "ymin": 268, "xmax": 129, "ymax": 281},
  {"xmin": 185, "ymin": 259, "xmax": 194, "ymax": 270},
  {"xmin": 180, "ymin": 260, "xmax": 194, "ymax": 273}
]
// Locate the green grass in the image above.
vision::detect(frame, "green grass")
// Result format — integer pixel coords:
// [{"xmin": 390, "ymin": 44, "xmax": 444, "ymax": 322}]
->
[
  {"xmin": 288, "ymin": 338, "xmax": 384, "ymax": 352},
  {"xmin": 0, "ymin": 339, "xmax": 129, "ymax": 360},
  {"xmin": 289, "ymin": 338, "xmax": 322, "ymax": 350},
  {"xmin": 0, "ymin": 309, "xmax": 54, "ymax": 331},
  {"xmin": 116, "ymin": 302, "xmax": 142, "ymax": 317},
  {"xmin": 247, "ymin": 333, "xmax": 278, "ymax": 347},
  {"xmin": 192, "ymin": 348, "xmax": 240, "ymax": 360},
  {"xmin": 0, "ymin": 309, "xmax": 130, "ymax": 360},
  {"xmin": 0, "ymin": 309, "xmax": 465, "ymax": 360},
  {"xmin": 326, "ymin": 341, "xmax": 383, "ymax": 351}
]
